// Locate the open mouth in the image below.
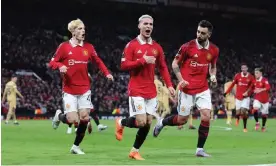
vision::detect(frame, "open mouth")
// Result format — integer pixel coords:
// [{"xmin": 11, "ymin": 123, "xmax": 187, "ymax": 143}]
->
[
  {"xmin": 145, "ymin": 30, "xmax": 151, "ymax": 33},
  {"xmin": 82, "ymin": 34, "xmax": 85, "ymax": 37}
]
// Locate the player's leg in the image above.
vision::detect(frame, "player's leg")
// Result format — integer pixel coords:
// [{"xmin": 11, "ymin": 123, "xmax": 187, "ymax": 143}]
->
[
  {"xmin": 153, "ymin": 91, "xmax": 191, "ymax": 137},
  {"xmin": 260, "ymin": 103, "xmax": 269, "ymax": 132},
  {"xmin": 129, "ymin": 114, "xmax": 152, "ymax": 160},
  {"xmin": 52, "ymin": 93, "xmax": 77, "ymax": 129},
  {"xmin": 115, "ymin": 97, "xmax": 146, "ymax": 141},
  {"xmin": 189, "ymin": 113, "xmax": 196, "ymax": 129},
  {"xmin": 240, "ymin": 97, "xmax": 250, "ymax": 132},
  {"xmin": 5, "ymin": 102, "xmax": 14, "ymax": 124},
  {"xmin": 225, "ymin": 103, "xmax": 232, "ymax": 125},
  {"xmin": 70, "ymin": 90, "xmax": 93, "ymax": 154},
  {"xmin": 210, "ymin": 107, "xmax": 214, "ymax": 121},
  {"xmin": 252, "ymin": 100, "xmax": 261, "ymax": 131},
  {"xmin": 241, "ymin": 107, "xmax": 249, "ymax": 132},
  {"xmin": 90, "ymin": 108, "xmax": 107, "ymax": 131},
  {"xmin": 70, "ymin": 109, "xmax": 89, "ymax": 154},
  {"xmin": 12, "ymin": 108, "xmax": 19, "ymax": 125},
  {"xmin": 195, "ymin": 89, "xmax": 212, "ymax": 157},
  {"xmin": 67, "ymin": 123, "xmax": 73, "ymax": 134},
  {"xmin": 235, "ymin": 99, "xmax": 242, "ymax": 126},
  {"xmin": 161, "ymin": 103, "xmax": 170, "ymax": 118}
]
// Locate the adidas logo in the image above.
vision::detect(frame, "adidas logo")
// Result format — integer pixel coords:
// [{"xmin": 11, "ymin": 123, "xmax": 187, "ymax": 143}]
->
[
  {"xmin": 69, "ymin": 51, "xmax": 72, "ymax": 55},
  {"xmin": 137, "ymin": 50, "xmax": 142, "ymax": 54},
  {"xmin": 193, "ymin": 54, "xmax": 198, "ymax": 58}
]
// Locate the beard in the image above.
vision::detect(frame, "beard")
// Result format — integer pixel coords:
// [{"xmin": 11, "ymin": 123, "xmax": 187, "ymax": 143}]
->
[{"xmin": 197, "ymin": 37, "xmax": 206, "ymax": 43}]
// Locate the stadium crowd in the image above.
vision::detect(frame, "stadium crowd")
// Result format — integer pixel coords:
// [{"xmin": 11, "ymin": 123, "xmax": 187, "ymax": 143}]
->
[{"xmin": 1, "ymin": 1, "xmax": 276, "ymax": 115}]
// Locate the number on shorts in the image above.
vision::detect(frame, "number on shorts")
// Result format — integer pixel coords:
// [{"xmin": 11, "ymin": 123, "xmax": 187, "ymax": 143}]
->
[{"xmin": 87, "ymin": 94, "xmax": 91, "ymax": 102}]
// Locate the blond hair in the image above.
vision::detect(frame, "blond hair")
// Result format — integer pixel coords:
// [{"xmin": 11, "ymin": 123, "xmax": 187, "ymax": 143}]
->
[
  {"xmin": 138, "ymin": 14, "xmax": 153, "ymax": 23},
  {"xmin": 68, "ymin": 19, "xmax": 84, "ymax": 33}
]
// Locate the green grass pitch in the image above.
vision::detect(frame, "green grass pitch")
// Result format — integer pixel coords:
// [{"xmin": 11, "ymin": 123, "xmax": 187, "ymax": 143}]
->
[{"xmin": 1, "ymin": 119, "xmax": 276, "ymax": 165}]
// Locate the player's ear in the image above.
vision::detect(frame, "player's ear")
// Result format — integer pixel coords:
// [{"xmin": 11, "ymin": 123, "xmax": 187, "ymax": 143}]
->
[
  {"xmin": 208, "ymin": 31, "xmax": 212, "ymax": 38},
  {"xmin": 138, "ymin": 22, "xmax": 142, "ymax": 29}
]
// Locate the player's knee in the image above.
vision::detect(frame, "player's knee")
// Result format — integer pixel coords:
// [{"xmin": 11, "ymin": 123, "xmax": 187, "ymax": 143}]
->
[
  {"xmin": 79, "ymin": 113, "xmax": 90, "ymax": 121},
  {"xmin": 136, "ymin": 120, "xmax": 146, "ymax": 127},
  {"xmin": 146, "ymin": 117, "xmax": 152, "ymax": 125},
  {"xmin": 177, "ymin": 115, "xmax": 188, "ymax": 125},
  {"xmin": 201, "ymin": 110, "xmax": 211, "ymax": 122},
  {"xmin": 66, "ymin": 116, "xmax": 77, "ymax": 124}
]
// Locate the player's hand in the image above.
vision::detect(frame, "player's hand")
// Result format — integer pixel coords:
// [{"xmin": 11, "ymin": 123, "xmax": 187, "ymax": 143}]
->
[
  {"xmin": 179, "ymin": 80, "xmax": 189, "ymax": 88},
  {"xmin": 168, "ymin": 87, "xmax": 176, "ymax": 97},
  {"xmin": 106, "ymin": 74, "xmax": 114, "ymax": 81},
  {"xmin": 242, "ymin": 91, "xmax": 248, "ymax": 97},
  {"xmin": 59, "ymin": 65, "xmax": 68, "ymax": 73},
  {"xmin": 143, "ymin": 51, "xmax": 156, "ymax": 64},
  {"xmin": 210, "ymin": 75, "xmax": 217, "ymax": 83}
]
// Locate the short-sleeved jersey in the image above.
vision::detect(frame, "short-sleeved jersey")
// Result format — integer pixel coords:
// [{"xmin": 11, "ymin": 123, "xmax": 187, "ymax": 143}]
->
[
  {"xmin": 49, "ymin": 39, "xmax": 110, "ymax": 95},
  {"xmin": 4, "ymin": 81, "xmax": 18, "ymax": 101},
  {"xmin": 121, "ymin": 35, "xmax": 173, "ymax": 99},
  {"xmin": 224, "ymin": 81, "xmax": 236, "ymax": 103},
  {"xmin": 252, "ymin": 77, "xmax": 270, "ymax": 103},
  {"xmin": 175, "ymin": 39, "xmax": 219, "ymax": 95},
  {"xmin": 225, "ymin": 72, "xmax": 254, "ymax": 100},
  {"xmin": 154, "ymin": 79, "xmax": 163, "ymax": 101}
]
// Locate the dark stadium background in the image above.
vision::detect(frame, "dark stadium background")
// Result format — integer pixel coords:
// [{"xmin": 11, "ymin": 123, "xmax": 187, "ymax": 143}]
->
[{"xmin": 1, "ymin": 0, "xmax": 276, "ymax": 119}]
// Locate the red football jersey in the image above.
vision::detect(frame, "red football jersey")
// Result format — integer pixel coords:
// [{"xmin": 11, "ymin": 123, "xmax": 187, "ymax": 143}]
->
[
  {"xmin": 49, "ymin": 39, "xmax": 110, "ymax": 95},
  {"xmin": 121, "ymin": 35, "xmax": 173, "ymax": 99},
  {"xmin": 252, "ymin": 77, "xmax": 270, "ymax": 103},
  {"xmin": 175, "ymin": 39, "xmax": 219, "ymax": 95},
  {"xmin": 225, "ymin": 72, "xmax": 254, "ymax": 100}
]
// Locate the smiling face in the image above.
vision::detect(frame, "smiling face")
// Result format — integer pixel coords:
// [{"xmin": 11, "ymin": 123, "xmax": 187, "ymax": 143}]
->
[{"xmin": 138, "ymin": 17, "xmax": 153, "ymax": 39}]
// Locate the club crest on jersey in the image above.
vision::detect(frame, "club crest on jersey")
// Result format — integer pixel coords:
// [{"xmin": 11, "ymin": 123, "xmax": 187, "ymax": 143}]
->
[
  {"xmin": 181, "ymin": 106, "xmax": 185, "ymax": 112},
  {"xmin": 259, "ymin": 83, "xmax": 263, "ymax": 86},
  {"xmin": 206, "ymin": 53, "xmax": 212, "ymax": 61},
  {"xmin": 152, "ymin": 49, "xmax": 158, "ymax": 56},
  {"xmin": 66, "ymin": 103, "xmax": 70, "ymax": 109},
  {"xmin": 247, "ymin": 79, "xmax": 250, "ymax": 82},
  {"xmin": 83, "ymin": 49, "xmax": 88, "ymax": 56},
  {"xmin": 137, "ymin": 105, "xmax": 143, "ymax": 111}
]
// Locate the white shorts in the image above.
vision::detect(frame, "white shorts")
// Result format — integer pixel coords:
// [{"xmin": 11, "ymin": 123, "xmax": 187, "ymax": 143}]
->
[
  {"xmin": 63, "ymin": 90, "xmax": 94, "ymax": 114},
  {"xmin": 177, "ymin": 89, "xmax": 212, "ymax": 116},
  {"xmin": 235, "ymin": 97, "xmax": 250, "ymax": 110},
  {"xmin": 253, "ymin": 100, "xmax": 269, "ymax": 114},
  {"xmin": 129, "ymin": 96, "xmax": 158, "ymax": 117}
]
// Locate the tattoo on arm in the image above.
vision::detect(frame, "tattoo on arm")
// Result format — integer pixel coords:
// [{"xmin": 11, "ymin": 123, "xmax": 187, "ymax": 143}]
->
[{"xmin": 173, "ymin": 66, "xmax": 180, "ymax": 74}]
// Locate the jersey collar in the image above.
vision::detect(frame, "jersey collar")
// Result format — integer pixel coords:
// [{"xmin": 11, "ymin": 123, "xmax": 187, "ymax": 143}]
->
[
  {"xmin": 137, "ymin": 35, "xmax": 153, "ymax": 45},
  {"xmin": 256, "ymin": 76, "xmax": 263, "ymax": 82},
  {"xmin": 195, "ymin": 39, "xmax": 210, "ymax": 50},
  {"xmin": 69, "ymin": 38, "xmax": 84, "ymax": 47},
  {"xmin": 241, "ymin": 72, "xmax": 249, "ymax": 77}
]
